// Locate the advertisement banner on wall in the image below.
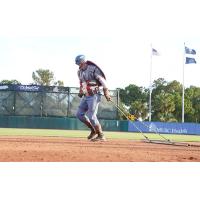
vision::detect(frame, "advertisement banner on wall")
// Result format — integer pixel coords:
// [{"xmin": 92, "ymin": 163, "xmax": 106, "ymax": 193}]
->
[{"xmin": 128, "ymin": 121, "xmax": 200, "ymax": 135}]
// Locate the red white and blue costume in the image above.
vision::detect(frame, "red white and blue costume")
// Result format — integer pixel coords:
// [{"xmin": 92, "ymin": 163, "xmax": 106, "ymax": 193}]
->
[{"xmin": 75, "ymin": 55, "xmax": 111, "ymax": 141}]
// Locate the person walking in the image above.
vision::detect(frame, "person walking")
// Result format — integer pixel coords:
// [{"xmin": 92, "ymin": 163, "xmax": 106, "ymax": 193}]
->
[{"xmin": 75, "ymin": 55, "xmax": 111, "ymax": 141}]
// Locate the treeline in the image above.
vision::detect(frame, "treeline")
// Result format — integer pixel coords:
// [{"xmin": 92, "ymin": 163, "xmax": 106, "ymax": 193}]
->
[
  {"xmin": 0, "ymin": 69, "xmax": 64, "ymax": 86},
  {"xmin": 1, "ymin": 70, "xmax": 200, "ymax": 123},
  {"xmin": 118, "ymin": 78, "xmax": 200, "ymax": 123}
]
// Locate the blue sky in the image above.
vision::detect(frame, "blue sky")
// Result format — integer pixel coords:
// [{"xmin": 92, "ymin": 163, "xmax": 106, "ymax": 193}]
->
[{"xmin": 0, "ymin": 0, "xmax": 200, "ymax": 89}]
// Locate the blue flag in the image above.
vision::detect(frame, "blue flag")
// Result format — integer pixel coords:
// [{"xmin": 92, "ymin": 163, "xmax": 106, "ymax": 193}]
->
[
  {"xmin": 185, "ymin": 57, "xmax": 196, "ymax": 64},
  {"xmin": 152, "ymin": 48, "xmax": 159, "ymax": 56},
  {"xmin": 185, "ymin": 46, "xmax": 196, "ymax": 55}
]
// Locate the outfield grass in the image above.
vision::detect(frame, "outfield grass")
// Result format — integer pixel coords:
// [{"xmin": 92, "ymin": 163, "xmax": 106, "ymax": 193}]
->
[{"xmin": 0, "ymin": 128, "xmax": 200, "ymax": 142}]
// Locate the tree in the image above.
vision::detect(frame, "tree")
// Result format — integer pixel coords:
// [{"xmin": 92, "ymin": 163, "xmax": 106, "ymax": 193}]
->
[
  {"xmin": 117, "ymin": 78, "xmax": 200, "ymax": 123},
  {"xmin": 166, "ymin": 80, "xmax": 182, "ymax": 93},
  {"xmin": 153, "ymin": 92, "xmax": 176, "ymax": 122},
  {"xmin": 32, "ymin": 69, "xmax": 55, "ymax": 86},
  {"xmin": 32, "ymin": 69, "xmax": 64, "ymax": 86},
  {"xmin": 150, "ymin": 78, "xmax": 183, "ymax": 122},
  {"xmin": 190, "ymin": 86, "xmax": 200, "ymax": 122},
  {"xmin": 129, "ymin": 100, "xmax": 148, "ymax": 120},
  {"xmin": 166, "ymin": 80, "xmax": 182, "ymax": 122},
  {"xmin": 119, "ymin": 84, "xmax": 147, "ymax": 106},
  {"xmin": 151, "ymin": 78, "xmax": 167, "ymax": 97},
  {"xmin": 172, "ymin": 92, "xmax": 182, "ymax": 122},
  {"xmin": 0, "ymin": 79, "xmax": 21, "ymax": 84},
  {"xmin": 54, "ymin": 80, "xmax": 64, "ymax": 86},
  {"xmin": 184, "ymin": 86, "xmax": 199, "ymax": 122}
]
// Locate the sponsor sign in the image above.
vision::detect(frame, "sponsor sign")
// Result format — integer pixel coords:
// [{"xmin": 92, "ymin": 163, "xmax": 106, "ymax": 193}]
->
[
  {"xmin": 128, "ymin": 121, "xmax": 200, "ymax": 135},
  {"xmin": 0, "ymin": 85, "xmax": 9, "ymax": 90},
  {"xmin": 14, "ymin": 85, "xmax": 42, "ymax": 92}
]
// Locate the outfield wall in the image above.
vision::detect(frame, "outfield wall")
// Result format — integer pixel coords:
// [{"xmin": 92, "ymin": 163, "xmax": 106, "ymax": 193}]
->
[
  {"xmin": 0, "ymin": 116, "xmax": 128, "ymax": 132},
  {"xmin": 0, "ymin": 116, "xmax": 200, "ymax": 135},
  {"xmin": 128, "ymin": 121, "xmax": 200, "ymax": 135}
]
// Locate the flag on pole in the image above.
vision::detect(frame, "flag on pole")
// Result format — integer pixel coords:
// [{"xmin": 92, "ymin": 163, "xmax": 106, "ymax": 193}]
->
[
  {"xmin": 185, "ymin": 57, "xmax": 196, "ymax": 64},
  {"xmin": 152, "ymin": 48, "xmax": 160, "ymax": 56},
  {"xmin": 182, "ymin": 44, "xmax": 197, "ymax": 122},
  {"xmin": 185, "ymin": 46, "xmax": 196, "ymax": 55},
  {"xmin": 185, "ymin": 46, "xmax": 197, "ymax": 64},
  {"xmin": 149, "ymin": 46, "xmax": 160, "ymax": 122}
]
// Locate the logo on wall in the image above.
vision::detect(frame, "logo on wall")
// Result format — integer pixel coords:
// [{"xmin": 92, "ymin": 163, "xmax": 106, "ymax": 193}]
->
[
  {"xmin": 16, "ymin": 85, "xmax": 41, "ymax": 92},
  {"xmin": 0, "ymin": 85, "xmax": 9, "ymax": 90},
  {"xmin": 149, "ymin": 123, "xmax": 157, "ymax": 132}
]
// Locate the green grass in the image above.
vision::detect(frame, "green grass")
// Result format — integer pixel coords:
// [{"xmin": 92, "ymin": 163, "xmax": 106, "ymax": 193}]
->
[{"xmin": 0, "ymin": 128, "xmax": 200, "ymax": 142}]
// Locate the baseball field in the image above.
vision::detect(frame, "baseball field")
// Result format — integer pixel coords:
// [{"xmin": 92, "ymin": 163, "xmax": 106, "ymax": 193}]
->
[{"xmin": 0, "ymin": 128, "xmax": 200, "ymax": 162}]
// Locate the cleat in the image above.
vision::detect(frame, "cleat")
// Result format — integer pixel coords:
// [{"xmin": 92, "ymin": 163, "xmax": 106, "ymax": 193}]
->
[
  {"xmin": 91, "ymin": 134, "xmax": 106, "ymax": 142},
  {"xmin": 87, "ymin": 131, "xmax": 97, "ymax": 140}
]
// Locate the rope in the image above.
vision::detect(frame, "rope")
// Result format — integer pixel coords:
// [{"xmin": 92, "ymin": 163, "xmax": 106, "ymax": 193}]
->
[{"xmin": 110, "ymin": 100, "xmax": 173, "ymax": 144}]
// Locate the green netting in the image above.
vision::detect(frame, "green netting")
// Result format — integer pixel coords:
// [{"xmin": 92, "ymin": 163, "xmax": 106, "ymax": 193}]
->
[
  {"xmin": 15, "ymin": 92, "xmax": 42, "ymax": 116},
  {"xmin": 0, "ymin": 91, "xmax": 14, "ymax": 115},
  {"xmin": 42, "ymin": 93, "xmax": 68, "ymax": 117},
  {"xmin": 0, "ymin": 84, "xmax": 119, "ymax": 119}
]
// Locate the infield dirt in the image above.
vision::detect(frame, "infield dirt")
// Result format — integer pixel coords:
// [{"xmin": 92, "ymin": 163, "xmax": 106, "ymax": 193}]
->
[{"xmin": 0, "ymin": 136, "xmax": 200, "ymax": 162}]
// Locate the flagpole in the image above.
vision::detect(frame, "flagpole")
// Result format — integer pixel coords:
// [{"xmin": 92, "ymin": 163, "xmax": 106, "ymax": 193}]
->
[
  {"xmin": 149, "ymin": 44, "xmax": 153, "ymax": 122},
  {"xmin": 182, "ymin": 42, "xmax": 185, "ymax": 123}
]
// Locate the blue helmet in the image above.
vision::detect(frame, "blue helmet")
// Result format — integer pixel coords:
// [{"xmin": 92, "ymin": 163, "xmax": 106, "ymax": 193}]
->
[{"xmin": 75, "ymin": 55, "xmax": 85, "ymax": 65}]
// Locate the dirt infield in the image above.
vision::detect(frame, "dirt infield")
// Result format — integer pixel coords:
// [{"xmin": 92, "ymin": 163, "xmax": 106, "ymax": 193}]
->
[{"xmin": 0, "ymin": 136, "xmax": 200, "ymax": 162}]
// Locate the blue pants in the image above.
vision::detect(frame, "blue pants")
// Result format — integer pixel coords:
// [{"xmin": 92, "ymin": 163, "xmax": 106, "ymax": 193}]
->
[{"xmin": 76, "ymin": 94, "xmax": 101, "ymax": 127}]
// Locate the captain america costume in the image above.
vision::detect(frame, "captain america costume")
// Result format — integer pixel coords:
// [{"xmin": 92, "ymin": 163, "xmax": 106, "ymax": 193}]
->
[{"xmin": 75, "ymin": 57, "xmax": 111, "ymax": 141}]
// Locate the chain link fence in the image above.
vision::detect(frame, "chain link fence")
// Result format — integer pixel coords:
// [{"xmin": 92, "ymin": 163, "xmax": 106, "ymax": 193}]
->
[{"xmin": 0, "ymin": 84, "xmax": 119, "ymax": 119}]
